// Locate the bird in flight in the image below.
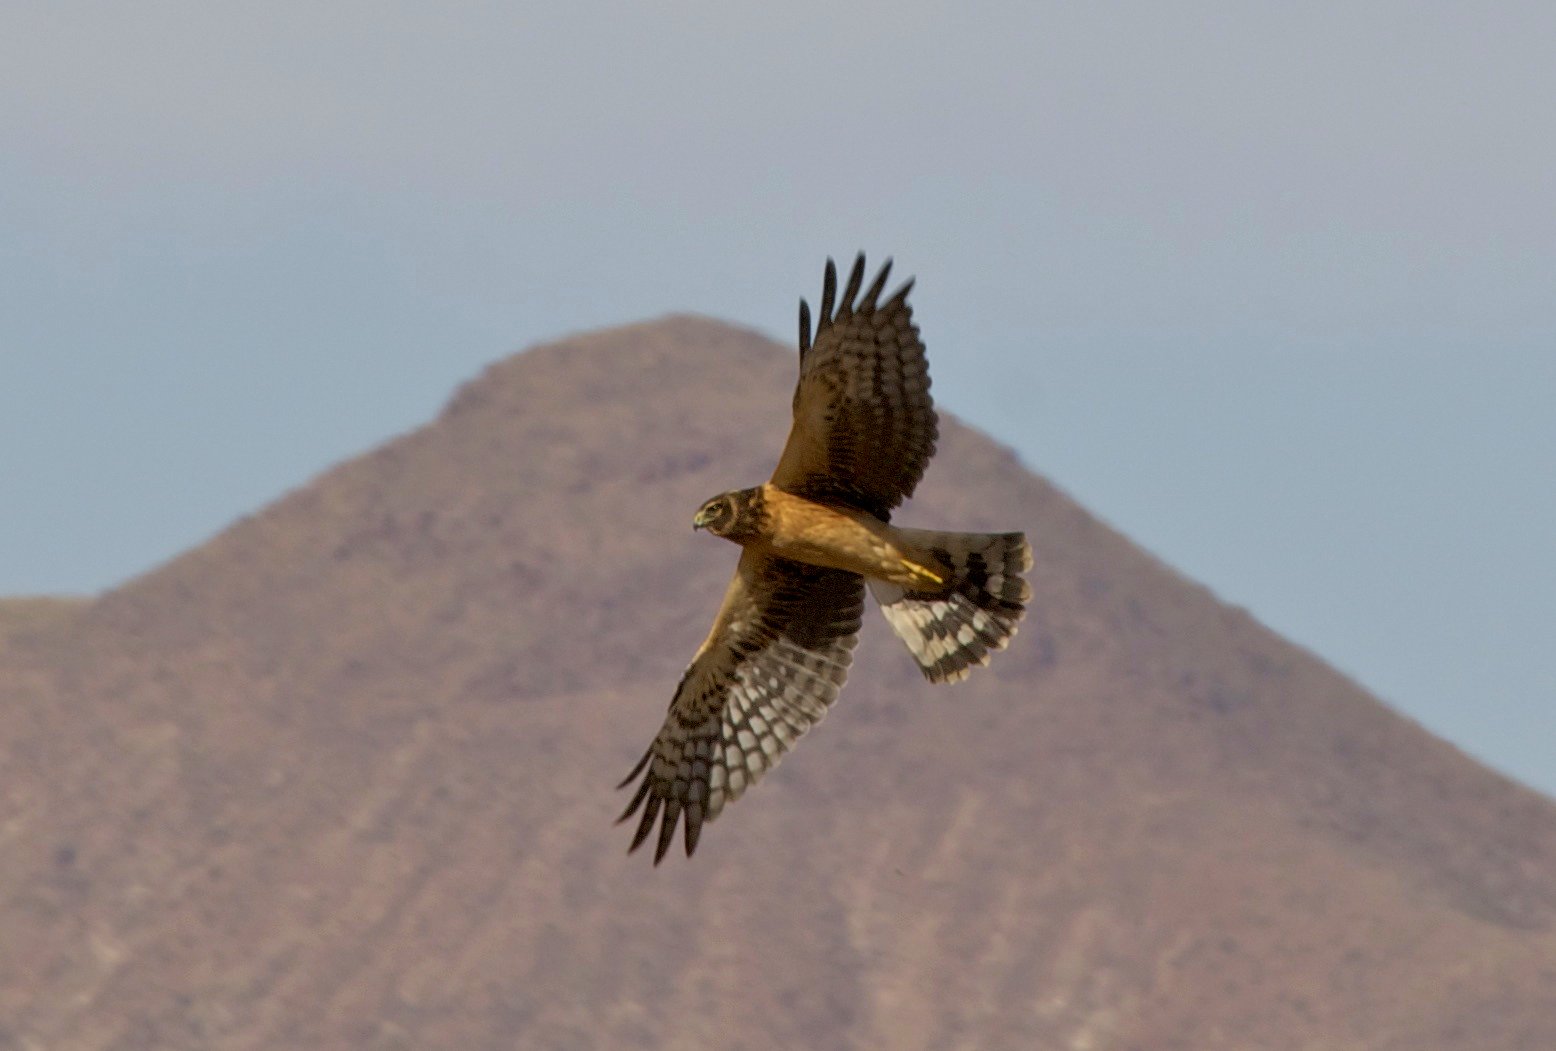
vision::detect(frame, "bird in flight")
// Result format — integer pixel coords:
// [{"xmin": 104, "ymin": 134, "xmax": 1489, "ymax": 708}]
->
[{"xmin": 619, "ymin": 254, "xmax": 1031, "ymax": 863}]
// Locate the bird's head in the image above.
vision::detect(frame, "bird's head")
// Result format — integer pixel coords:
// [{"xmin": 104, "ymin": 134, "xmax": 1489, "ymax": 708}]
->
[{"xmin": 693, "ymin": 487, "xmax": 765, "ymax": 541}]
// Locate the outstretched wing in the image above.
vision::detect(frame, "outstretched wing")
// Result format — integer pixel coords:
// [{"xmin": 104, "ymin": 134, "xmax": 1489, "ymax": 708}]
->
[
  {"xmin": 618, "ymin": 550, "xmax": 864, "ymax": 863},
  {"xmin": 769, "ymin": 254, "xmax": 938, "ymax": 521}
]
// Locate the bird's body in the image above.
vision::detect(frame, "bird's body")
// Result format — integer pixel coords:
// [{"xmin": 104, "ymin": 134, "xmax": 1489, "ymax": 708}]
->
[
  {"xmin": 706, "ymin": 483, "xmax": 948, "ymax": 589},
  {"xmin": 620, "ymin": 255, "xmax": 1033, "ymax": 863}
]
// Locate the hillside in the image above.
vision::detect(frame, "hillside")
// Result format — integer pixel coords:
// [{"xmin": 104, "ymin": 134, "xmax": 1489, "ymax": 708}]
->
[{"xmin": 2, "ymin": 316, "xmax": 1554, "ymax": 1050}]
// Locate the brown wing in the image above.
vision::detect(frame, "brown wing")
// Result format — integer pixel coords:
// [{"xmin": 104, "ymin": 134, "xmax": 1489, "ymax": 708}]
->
[
  {"xmin": 769, "ymin": 254, "xmax": 938, "ymax": 521},
  {"xmin": 617, "ymin": 550, "xmax": 864, "ymax": 863}
]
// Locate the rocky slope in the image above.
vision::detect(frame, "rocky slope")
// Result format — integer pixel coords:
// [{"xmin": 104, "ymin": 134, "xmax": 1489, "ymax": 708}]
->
[{"xmin": 2, "ymin": 316, "xmax": 1553, "ymax": 1049}]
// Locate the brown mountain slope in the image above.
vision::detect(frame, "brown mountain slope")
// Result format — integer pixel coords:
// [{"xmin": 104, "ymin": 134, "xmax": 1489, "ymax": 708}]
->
[{"xmin": 2, "ymin": 316, "xmax": 1554, "ymax": 1050}]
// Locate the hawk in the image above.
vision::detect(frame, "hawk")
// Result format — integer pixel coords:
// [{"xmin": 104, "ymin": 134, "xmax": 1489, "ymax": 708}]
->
[{"xmin": 619, "ymin": 254, "xmax": 1032, "ymax": 863}]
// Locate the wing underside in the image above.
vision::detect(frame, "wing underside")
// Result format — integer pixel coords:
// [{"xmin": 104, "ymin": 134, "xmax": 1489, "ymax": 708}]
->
[{"xmin": 618, "ymin": 550, "xmax": 864, "ymax": 862}]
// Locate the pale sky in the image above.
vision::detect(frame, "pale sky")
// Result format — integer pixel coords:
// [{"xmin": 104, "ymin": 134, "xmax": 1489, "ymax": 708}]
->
[{"xmin": 3, "ymin": 2, "xmax": 1552, "ymax": 795}]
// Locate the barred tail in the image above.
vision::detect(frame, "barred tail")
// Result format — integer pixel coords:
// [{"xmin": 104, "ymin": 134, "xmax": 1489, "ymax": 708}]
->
[{"xmin": 869, "ymin": 530, "xmax": 1032, "ymax": 684}]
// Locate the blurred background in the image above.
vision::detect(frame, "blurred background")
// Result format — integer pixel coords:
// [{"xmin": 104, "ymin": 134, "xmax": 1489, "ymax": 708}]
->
[{"xmin": 3, "ymin": 2, "xmax": 1552, "ymax": 794}]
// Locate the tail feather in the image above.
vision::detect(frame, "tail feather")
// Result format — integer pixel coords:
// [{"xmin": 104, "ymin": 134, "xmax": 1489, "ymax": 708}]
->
[{"xmin": 871, "ymin": 530, "xmax": 1032, "ymax": 683}]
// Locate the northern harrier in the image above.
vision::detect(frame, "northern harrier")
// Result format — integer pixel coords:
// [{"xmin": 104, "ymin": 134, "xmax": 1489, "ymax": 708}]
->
[{"xmin": 619, "ymin": 255, "xmax": 1031, "ymax": 863}]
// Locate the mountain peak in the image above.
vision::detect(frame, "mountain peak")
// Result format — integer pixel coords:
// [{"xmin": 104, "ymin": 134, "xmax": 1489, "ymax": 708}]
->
[{"xmin": 5, "ymin": 316, "xmax": 1555, "ymax": 1049}]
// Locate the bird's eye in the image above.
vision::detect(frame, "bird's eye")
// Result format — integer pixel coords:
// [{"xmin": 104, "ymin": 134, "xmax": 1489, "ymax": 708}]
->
[{"xmin": 709, "ymin": 502, "xmax": 726, "ymax": 517}]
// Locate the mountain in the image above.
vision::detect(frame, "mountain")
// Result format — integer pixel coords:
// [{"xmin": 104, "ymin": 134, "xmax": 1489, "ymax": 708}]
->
[{"xmin": 3, "ymin": 316, "xmax": 1554, "ymax": 1050}]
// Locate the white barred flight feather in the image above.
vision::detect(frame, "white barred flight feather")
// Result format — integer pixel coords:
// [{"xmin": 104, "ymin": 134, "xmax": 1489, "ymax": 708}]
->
[
  {"xmin": 618, "ymin": 551, "xmax": 862, "ymax": 863},
  {"xmin": 870, "ymin": 530, "xmax": 1032, "ymax": 683}
]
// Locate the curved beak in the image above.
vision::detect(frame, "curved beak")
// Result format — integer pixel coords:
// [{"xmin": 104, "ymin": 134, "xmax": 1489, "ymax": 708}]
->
[{"xmin": 692, "ymin": 510, "xmax": 711, "ymax": 531}]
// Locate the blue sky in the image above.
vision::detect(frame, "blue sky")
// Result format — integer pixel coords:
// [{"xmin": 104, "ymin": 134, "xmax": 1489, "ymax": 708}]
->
[{"xmin": 3, "ymin": 2, "xmax": 1552, "ymax": 795}]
